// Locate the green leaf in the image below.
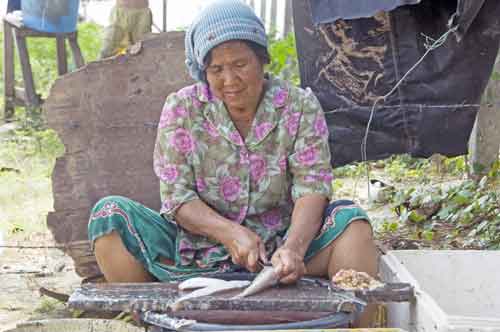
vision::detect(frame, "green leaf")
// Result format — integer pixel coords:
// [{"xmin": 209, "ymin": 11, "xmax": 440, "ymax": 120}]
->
[
  {"xmin": 437, "ymin": 206, "xmax": 454, "ymax": 219},
  {"xmin": 423, "ymin": 230, "xmax": 434, "ymax": 241},
  {"xmin": 389, "ymin": 222, "xmax": 399, "ymax": 232},
  {"xmin": 491, "ymin": 71, "xmax": 500, "ymax": 81},
  {"xmin": 478, "ymin": 176, "xmax": 488, "ymax": 189},
  {"xmin": 452, "ymin": 191, "xmax": 472, "ymax": 205},
  {"xmin": 408, "ymin": 210, "xmax": 426, "ymax": 223}
]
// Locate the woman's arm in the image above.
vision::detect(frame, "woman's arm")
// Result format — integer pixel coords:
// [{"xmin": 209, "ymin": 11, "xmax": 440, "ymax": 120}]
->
[
  {"xmin": 176, "ymin": 199, "xmax": 267, "ymax": 272},
  {"xmin": 283, "ymin": 193, "xmax": 328, "ymax": 257},
  {"xmin": 271, "ymin": 193, "xmax": 327, "ymax": 283},
  {"xmin": 272, "ymin": 87, "xmax": 333, "ymax": 283}
]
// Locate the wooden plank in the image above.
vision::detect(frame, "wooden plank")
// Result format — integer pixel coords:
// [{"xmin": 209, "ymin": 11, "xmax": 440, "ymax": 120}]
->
[
  {"xmin": 44, "ymin": 32, "xmax": 193, "ymax": 278},
  {"xmin": 56, "ymin": 36, "xmax": 68, "ymax": 75},
  {"xmin": 3, "ymin": 19, "xmax": 15, "ymax": 120},
  {"xmin": 68, "ymin": 282, "xmax": 359, "ymax": 314},
  {"xmin": 69, "ymin": 280, "xmax": 413, "ymax": 321},
  {"xmin": 349, "ymin": 283, "xmax": 415, "ymax": 303}
]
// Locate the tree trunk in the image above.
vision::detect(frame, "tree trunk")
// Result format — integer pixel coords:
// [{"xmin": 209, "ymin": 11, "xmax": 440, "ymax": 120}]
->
[{"xmin": 469, "ymin": 55, "xmax": 500, "ymax": 177}]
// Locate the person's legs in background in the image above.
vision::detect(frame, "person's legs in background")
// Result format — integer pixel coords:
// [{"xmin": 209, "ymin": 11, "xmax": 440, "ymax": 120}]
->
[
  {"xmin": 99, "ymin": 5, "xmax": 127, "ymax": 58},
  {"xmin": 130, "ymin": 7, "xmax": 152, "ymax": 44}
]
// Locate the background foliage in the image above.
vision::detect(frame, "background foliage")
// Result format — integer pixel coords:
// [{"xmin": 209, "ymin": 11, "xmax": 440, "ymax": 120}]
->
[{"xmin": 1, "ymin": 25, "xmax": 498, "ymax": 250}]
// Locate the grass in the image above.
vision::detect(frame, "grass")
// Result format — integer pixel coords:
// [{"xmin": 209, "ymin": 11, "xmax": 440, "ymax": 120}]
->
[{"xmin": 0, "ymin": 128, "xmax": 64, "ymax": 236}]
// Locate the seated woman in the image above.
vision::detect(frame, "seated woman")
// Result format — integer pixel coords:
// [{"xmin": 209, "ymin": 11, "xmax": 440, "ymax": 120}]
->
[{"xmin": 89, "ymin": 0, "xmax": 378, "ymax": 326}]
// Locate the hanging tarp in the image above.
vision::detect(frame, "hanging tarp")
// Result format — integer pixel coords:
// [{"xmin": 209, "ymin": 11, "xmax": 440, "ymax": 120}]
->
[
  {"xmin": 309, "ymin": 0, "xmax": 421, "ymax": 24},
  {"xmin": 293, "ymin": 0, "xmax": 500, "ymax": 166}
]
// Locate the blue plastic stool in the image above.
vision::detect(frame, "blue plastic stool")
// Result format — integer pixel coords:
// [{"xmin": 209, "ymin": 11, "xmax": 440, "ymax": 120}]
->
[{"xmin": 2, "ymin": 13, "xmax": 85, "ymax": 120}]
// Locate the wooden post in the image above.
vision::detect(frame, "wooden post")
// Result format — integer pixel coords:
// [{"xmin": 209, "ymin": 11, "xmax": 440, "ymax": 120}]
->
[
  {"xmin": 56, "ymin": 36, "xmax": 68, "ymax": 75},
  {"xmin": 284, "ymin": 0, "xmax": 293, "ymax": 36},
  {"xmin": 469, "ymin": 55, "xmax": 500, "ymax": 177},
  {"xmin": 163, "ymin": 0, "xmax": 168, "ymax": 32},
  {"xmin": 270, "ymin": 0, "xmax": 277, "ymax": 32},
  {"xmin": 260, "ymin": 0, "xmax": 267, "ymax": 26},
  {"xmin": 3, "ymin": 20, "xmax": 16, "ymax": 121}
]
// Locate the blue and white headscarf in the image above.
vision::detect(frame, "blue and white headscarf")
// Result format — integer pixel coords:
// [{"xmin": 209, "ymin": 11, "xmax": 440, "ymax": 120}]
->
[{"xmin": 185, "ymin": 0, "xmax": 268, "ymax": 82}]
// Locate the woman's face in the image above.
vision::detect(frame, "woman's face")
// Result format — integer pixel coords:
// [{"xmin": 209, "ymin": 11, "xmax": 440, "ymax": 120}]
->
[{"xmin": 205, "ymin": 41, "xmax": 265, "ymax": 112}]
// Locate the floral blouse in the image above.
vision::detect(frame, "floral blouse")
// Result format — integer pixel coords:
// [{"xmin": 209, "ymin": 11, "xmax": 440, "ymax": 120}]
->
[{"xmin": 153, "ymin": 74, "xmax": 333, "ymax": 268}]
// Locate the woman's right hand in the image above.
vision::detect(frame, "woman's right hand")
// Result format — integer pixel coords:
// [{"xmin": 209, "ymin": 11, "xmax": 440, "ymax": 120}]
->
[{"xmin": 222, "ymin": 224, "xmax": 268, "ymax": 272}]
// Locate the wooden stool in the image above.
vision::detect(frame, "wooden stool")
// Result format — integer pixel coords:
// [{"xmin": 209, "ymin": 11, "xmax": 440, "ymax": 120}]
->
[{"xmin": 2, "ymin": 15, "xmax": 85, "ymax": 121}]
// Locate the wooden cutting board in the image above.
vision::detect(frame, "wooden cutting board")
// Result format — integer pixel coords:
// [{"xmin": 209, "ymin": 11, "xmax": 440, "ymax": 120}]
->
[{"xmin": 68, "ymin": 279, "xmax": 413, "ymax": 324}]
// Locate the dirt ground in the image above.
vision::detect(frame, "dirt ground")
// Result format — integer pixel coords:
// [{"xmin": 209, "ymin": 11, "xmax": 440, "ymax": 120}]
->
[{"xmin": 0, "ymin": 232, "xmax": 81, "ymax": 332}]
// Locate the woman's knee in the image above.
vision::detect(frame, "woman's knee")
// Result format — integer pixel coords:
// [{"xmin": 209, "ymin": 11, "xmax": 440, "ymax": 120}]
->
[
  {"xmin": 88, "ymin": 196, "xmax": 131, "ymax": 244},
  {"xmin": 94, "ymin": 230, "xmax": 122, "ymax": 255},
  {"xmin": 329, "ymin": 220, "xmax": 378, "ymax": 273},
  {"xmin": 343, "ymin": 219, "xmax": 373, "ymax": 240},
  {"xmin": 94, "ymin": 230, "xmax": 153, "ymax": 282},
  {"xmin": 91, "ymin": 195, "xmax": 130, "ymax": 213}
]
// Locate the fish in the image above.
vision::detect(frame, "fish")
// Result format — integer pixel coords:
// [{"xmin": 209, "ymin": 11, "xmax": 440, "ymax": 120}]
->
[
  {"xmin": 233, "ymin": 265, "xmax": 280, "ymax": 298},
  {"xmin": 178, "ymin": 277, "xmax": 237, "ymax": 291},
  {"xmin": 171, "ymin": 278, "xmax": 250, "ymax": 311}
]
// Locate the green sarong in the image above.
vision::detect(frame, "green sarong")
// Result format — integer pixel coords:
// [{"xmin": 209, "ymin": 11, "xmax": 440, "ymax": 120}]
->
[{"xmin": 88, "ymin": 196, "xmax": 369, "ymax": 281}]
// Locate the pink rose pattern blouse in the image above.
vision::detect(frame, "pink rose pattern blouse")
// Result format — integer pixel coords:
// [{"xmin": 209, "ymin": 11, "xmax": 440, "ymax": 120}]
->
[{"xmin": 154, "ymin": 75, "xmax": 333, "ymax": 268}]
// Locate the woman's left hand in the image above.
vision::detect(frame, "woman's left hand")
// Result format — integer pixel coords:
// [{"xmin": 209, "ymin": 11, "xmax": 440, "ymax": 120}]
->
[{"xmin": 271, "ymin": 246, "xmax": 306, "ymax": 284}]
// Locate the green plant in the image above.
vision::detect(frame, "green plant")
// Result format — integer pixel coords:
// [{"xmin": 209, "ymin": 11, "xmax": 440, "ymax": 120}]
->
[
  {"xmin": 491, "ymin": 71, "xmax": 500, "ymax": 81},
  {"xmin": 34, "ymin": 298, "xmax": 60, "ymax": 314},
  {"xmin": 267, "ymin": 33, "xmax": 300, "ymax": 85},
  {"xmin": 390, "ymin": 175, "xmax": 500, "ymax": 249},
  {"xmin": 333, "ymin": 162, "xmax": 365, "ymax": 178},
  {"xmin": 384, "ymin": 155, "xmax": 432, "ymax": 182}
]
